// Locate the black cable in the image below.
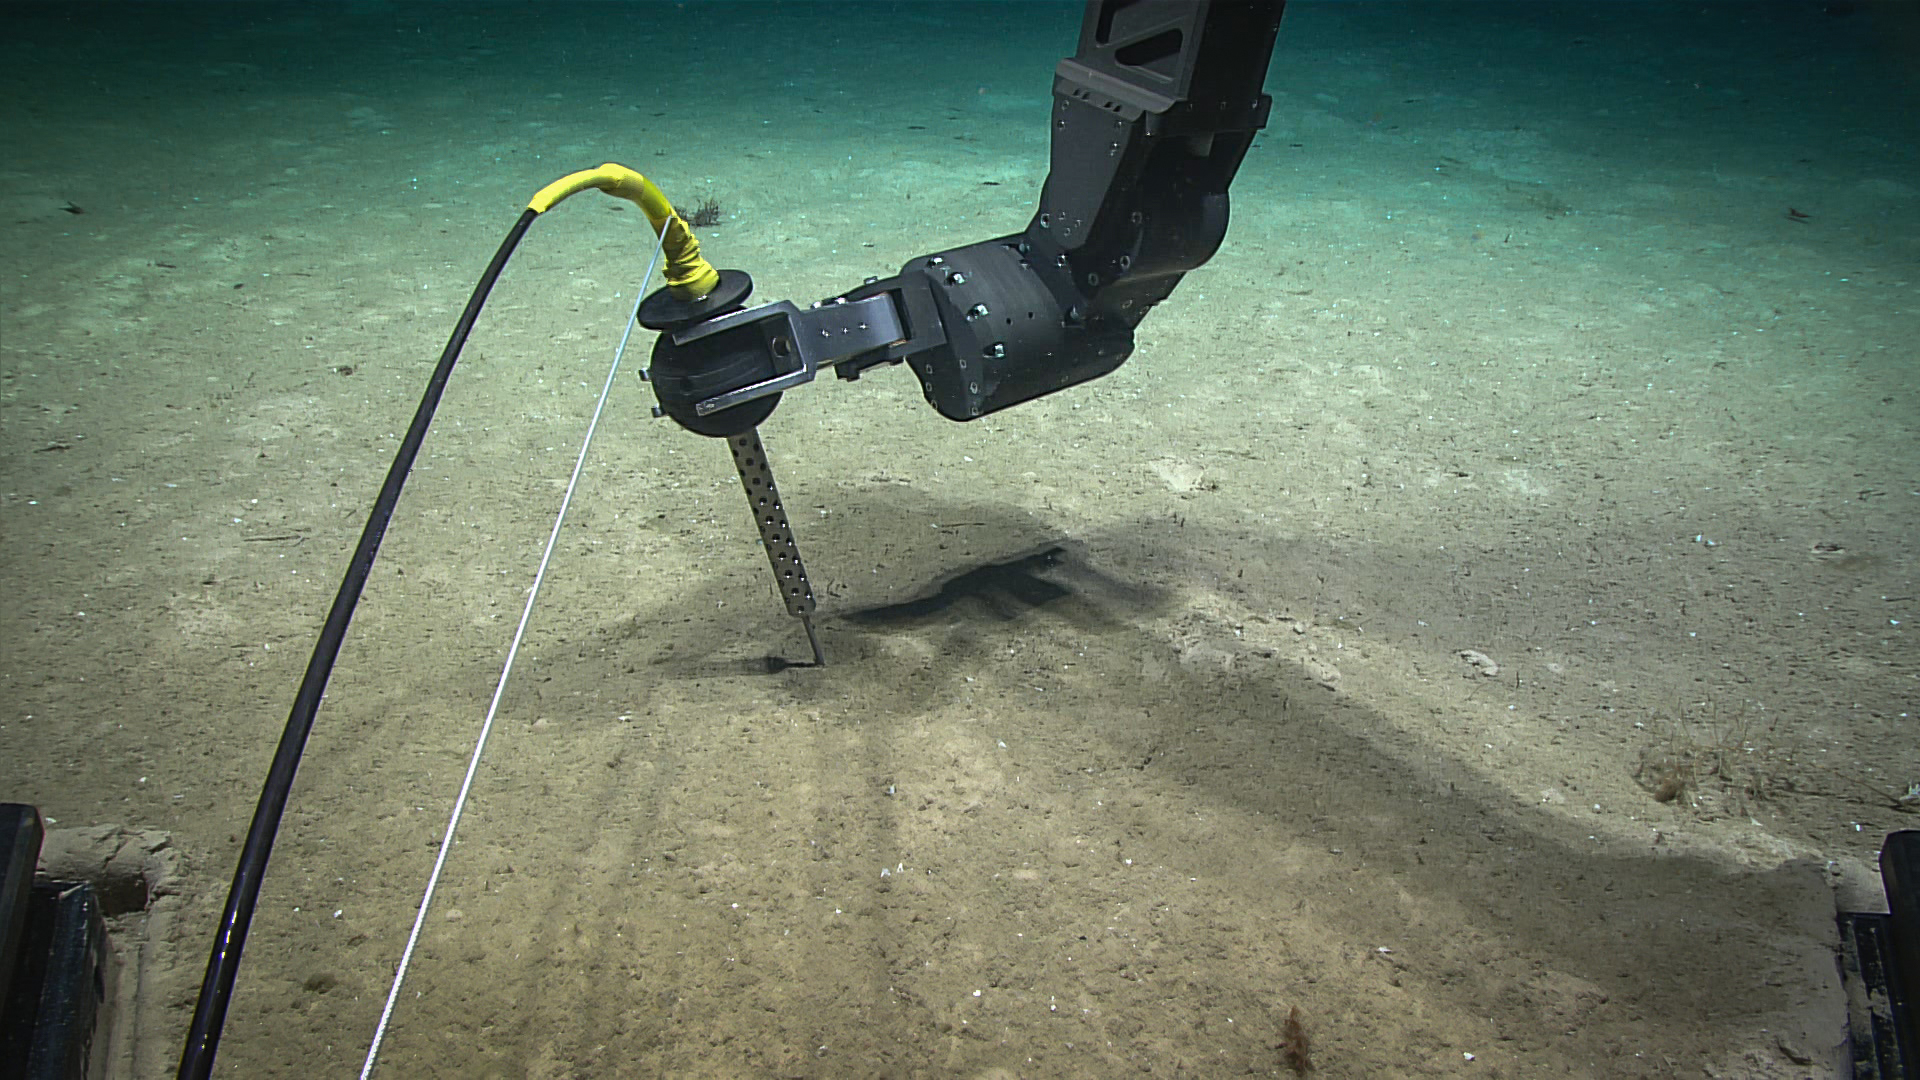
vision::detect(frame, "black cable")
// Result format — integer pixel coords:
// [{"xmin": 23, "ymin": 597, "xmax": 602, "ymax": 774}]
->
[{"xmin": 177, "ymin": 207, "xmax": 541, "ymax": 1080}]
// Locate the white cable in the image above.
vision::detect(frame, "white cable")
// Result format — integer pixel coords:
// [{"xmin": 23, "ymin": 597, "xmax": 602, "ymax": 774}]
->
[{"xmin": 359, "ymin": 227, "xmax": 667, "ymax": 1079}]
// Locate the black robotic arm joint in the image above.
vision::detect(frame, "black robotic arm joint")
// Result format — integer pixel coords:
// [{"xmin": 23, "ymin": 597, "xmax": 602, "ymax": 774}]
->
[
  {"xmin": 1037, "ymin": 1, "xmax": 1280, "ymax": 313},
  {"xmin": 881, "ymin": 0, "xmax": 1281, "ymax": 422},
  {"xmin": 896, "ymin": 237, "xmax": 1133, "ymax": 421},
  {"xmin": 641, "ymin": 0, "xmax": 1282, "ymax": 431}
]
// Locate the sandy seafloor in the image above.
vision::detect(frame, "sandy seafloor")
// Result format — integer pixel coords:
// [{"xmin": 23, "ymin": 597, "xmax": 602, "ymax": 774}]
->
[{"xmin": 3, "ymin": 1, "xmax": 1918, "ymax": 1076}]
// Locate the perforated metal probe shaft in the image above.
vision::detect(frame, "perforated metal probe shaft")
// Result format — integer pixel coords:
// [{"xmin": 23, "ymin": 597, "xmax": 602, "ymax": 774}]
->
[{"xmin": 727, "ymin": 429, "xmax": 825, "ymax": 666}]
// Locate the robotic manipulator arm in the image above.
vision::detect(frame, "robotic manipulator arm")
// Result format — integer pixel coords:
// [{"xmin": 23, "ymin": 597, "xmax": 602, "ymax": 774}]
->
[{"xmin": 638, "ymin": 0, "xmax": 1284, "ymax": 437}]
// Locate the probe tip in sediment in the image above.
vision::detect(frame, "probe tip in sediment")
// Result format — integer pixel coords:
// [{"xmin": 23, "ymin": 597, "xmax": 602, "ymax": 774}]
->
[{"xmin": 802, "ymin": 616, "xmax": 825, "ymax": 667}]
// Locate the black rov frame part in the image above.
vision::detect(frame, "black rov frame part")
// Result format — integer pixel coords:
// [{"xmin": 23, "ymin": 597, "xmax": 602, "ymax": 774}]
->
[
  {"xmin": 0, "ymin": 847, "xmax": 115, "ymax": 1080},
  {"xmin": 1843, "ymin": 830, "xmax": 1920, "ymax": 1078}
]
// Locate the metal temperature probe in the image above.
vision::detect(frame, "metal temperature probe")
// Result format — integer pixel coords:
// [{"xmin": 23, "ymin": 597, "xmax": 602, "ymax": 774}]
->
[{"xmin": 726, "ymin": 429, "xmax": 825, "ymax": 666}]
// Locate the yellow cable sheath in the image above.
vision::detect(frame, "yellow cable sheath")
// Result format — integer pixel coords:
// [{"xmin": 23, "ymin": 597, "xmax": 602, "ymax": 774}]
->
[{"xmin": 526, "ymin": 163, "xmax": 721, "ymax": 300}]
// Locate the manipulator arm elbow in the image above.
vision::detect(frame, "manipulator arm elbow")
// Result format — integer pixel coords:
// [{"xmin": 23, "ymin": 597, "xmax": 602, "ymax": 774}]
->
[{"xmin": 833, "ymin": 232, "xmax": 1134, "ymax": 422}]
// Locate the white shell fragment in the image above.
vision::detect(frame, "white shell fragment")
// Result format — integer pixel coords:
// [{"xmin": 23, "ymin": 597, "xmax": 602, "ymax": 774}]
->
[{"xmin": 1457, "ymin": 649, "xmax": 1500, "ymax": 678}]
